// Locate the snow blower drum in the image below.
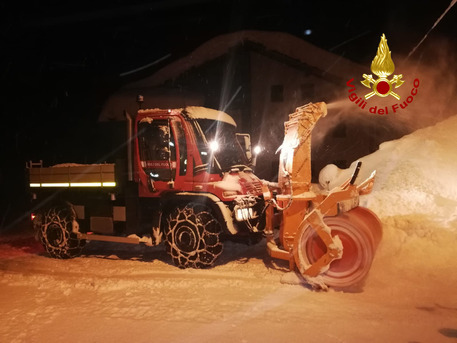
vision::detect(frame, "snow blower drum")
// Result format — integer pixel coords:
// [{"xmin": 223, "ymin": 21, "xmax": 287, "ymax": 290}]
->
[{"xmin": 265, "ymin": 102, "xmax": 382, "ymax": 290}]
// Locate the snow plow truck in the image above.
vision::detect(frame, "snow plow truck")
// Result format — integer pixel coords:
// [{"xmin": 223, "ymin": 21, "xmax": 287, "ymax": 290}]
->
[{"xmin": 28, "ymin": 101, "xmax": 382, "ymax": 290}]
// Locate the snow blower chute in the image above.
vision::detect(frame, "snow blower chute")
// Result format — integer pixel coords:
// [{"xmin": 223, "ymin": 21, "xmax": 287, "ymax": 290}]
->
[{"xmin": 264, "ymin": 102, "xmax": 382, "ymax": 290}]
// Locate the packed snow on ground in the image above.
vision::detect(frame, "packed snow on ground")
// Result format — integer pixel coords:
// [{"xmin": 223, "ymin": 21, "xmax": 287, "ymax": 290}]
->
[{"xmin": 1, "ymin": 115, "xmax": 457, "ymax": 343}]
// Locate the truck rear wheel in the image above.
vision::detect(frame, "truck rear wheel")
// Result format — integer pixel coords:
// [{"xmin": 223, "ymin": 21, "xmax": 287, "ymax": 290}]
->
[
  {"xmin": 164, "ymin": 203, "xmax": 223, "ymax": 268},
  {"xmin": 39, "ymin": 204, "xmax": 86, "ymax": 259}
]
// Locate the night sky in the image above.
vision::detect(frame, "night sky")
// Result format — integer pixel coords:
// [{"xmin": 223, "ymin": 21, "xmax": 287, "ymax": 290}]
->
[{"xmin": 1, "ymin": 0, "xmax": 456, "ymax": 223}]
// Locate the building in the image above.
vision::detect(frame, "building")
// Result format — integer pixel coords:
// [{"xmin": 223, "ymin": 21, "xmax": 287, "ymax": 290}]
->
[{"xmin": 100, "ymin": 30, "xmax": 406, "ymax": 181}]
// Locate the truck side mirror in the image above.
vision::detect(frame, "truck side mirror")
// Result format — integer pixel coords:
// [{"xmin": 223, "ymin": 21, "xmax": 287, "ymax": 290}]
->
[{"xmin": 236, "ymin": 133, "xmax": 252, "ymax": 163}]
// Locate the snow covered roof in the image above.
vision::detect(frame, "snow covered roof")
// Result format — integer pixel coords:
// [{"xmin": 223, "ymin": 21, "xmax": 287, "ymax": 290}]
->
[
  {"xmin": 126, "ymin": 30, "xmax": 365, "ymax": 89},
  {"xmin": 99, "ymin": 30, "xmax": 365, "ymax": 122}
]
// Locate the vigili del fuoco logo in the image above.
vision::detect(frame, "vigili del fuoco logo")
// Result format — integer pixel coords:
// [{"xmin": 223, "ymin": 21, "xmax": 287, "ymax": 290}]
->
[{"xmin": 346, "ymin": 34, "xmax": 420, "ymax": 115}]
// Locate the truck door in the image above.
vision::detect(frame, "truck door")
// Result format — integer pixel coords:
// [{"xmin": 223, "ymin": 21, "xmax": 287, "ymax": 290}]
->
[{"xmin": 137, "ymin": 118, "xmax": 177, "ymax": 188}]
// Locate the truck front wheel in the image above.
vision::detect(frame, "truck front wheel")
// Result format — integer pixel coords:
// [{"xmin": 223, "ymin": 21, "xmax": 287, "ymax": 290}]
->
[
  {"xmin": 164, "ymin": 203, "xmax": 223, "ymax": 268},
  {"xmin": 39, "ymin": 204, "xmax": 86, "ymax": 259}
]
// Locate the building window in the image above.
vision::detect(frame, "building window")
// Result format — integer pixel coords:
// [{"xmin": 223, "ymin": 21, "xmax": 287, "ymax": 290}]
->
[{"xmin": 270, "ymin": 85, "xmax": 284, "ymax": 102}]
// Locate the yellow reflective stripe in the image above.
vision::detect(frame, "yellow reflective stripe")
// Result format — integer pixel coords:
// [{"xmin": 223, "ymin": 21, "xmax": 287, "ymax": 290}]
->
[
  {"xmin": 70, "ymin": 182, "xmax": 102, "ymax": 187},
  {"xmin": 30, "ymin": 182, "xmax": 116, "ymax": 188},
  {"xmin": 42, "ymin": 183, "xmax": 70, "ymax": 187}
]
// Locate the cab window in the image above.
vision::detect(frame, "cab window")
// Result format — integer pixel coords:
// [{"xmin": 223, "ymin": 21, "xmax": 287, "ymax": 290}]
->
[{"xmin": 137, "ymin": 118, "xmax": 176, "ymax": 181}]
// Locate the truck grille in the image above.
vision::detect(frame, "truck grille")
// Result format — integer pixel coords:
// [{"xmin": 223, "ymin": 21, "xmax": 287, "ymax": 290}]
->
[{"xmin": 244, "ymin": 181, "xmax": 263, "ymax": 195}]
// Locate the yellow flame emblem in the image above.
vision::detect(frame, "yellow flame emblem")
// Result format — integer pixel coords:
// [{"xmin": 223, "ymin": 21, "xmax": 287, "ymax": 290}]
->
[{"xmin": 361, "ymin": 34, "xmax": 404, "ymax": 99}]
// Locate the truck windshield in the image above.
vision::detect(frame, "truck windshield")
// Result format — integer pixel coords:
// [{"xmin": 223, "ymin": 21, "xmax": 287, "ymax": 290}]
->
[{"xmin": 195, "ymin": 119, "xmax": 249, "ymax": 171}]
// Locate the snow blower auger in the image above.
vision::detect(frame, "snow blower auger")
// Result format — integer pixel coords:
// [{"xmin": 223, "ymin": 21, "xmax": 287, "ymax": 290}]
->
[{"xmin": 264, "ymin": 102, "xmax": 382, "ymax": 291}]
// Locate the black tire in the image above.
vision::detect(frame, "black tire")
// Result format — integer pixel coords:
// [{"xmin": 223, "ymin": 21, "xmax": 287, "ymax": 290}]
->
[
  {"xmin": 164, "ymin": 203, "xmax": 223, "ymax": 268},
  {"xmin": 39, "ymin": 204, "xmax": 86, "ymax": 259}
]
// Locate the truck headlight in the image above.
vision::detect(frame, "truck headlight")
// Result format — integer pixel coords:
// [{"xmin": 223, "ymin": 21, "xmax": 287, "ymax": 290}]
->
[
  {"xmin": 209, "ymin": 140, "xmax": 219, "ymax": 152},
  {"xmin": 235, "ymin": 207, "xmax": 254, "ymax": 221}
]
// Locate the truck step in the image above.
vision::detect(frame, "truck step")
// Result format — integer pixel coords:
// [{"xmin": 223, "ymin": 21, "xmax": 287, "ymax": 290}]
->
[
  {"xmin": 78, "ymin": 233, "xmax": 140, "ymax": 245},
  {"xmin": 78, "ymin": 233, "xmax": 158, "ymax": 246}
]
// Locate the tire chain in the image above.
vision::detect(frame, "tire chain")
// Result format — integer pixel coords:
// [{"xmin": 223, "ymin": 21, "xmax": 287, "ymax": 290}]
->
[
  {"xmin": 166, "ymin": 204, "xmax": 223, "ymax": 268},
  {"xmin": 41, "ymin": 206, "xmax": 85, "ymax": 259}
]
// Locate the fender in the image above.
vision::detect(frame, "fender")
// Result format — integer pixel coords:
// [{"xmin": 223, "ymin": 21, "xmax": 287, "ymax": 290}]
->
[{"xmin": 162, "ymin": 192, "xmax": 238, "ymax": 235}]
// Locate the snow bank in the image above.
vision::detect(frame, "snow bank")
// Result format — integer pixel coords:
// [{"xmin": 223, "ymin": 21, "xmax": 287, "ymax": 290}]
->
[
  {"xmin": 319, "ymin": 114, "xmax": 457, "ymax": 291},
  {"xmin": 321, "ymin": 114, "xmax": 457, "ymax": 229}
]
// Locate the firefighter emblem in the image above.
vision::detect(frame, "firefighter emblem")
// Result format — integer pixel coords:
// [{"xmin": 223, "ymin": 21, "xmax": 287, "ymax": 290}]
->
[{"xmin": 361, "ymin": 34, "xmax": 404, "ymax": 100}]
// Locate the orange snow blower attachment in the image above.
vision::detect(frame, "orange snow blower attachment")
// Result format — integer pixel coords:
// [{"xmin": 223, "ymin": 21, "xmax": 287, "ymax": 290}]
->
[{"xmin": 265, "ymin": 102, "xmax": 382, "ymax": 290}]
